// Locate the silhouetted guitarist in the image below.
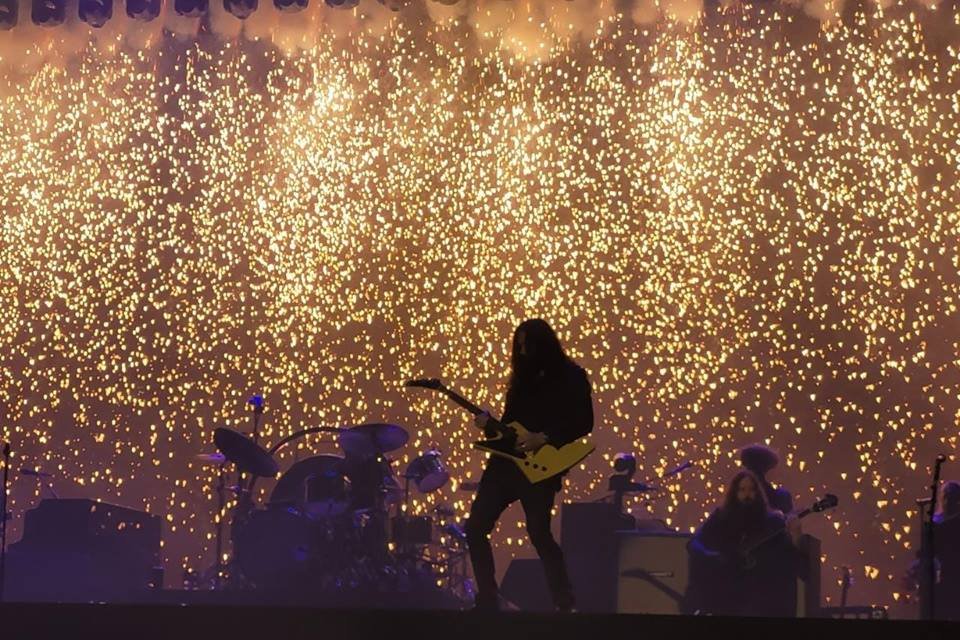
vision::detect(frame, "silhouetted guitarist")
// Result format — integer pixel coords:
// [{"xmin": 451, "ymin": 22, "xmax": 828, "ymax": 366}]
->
[{"xmin": 467, "ymin": 319, "xmax": 593, "ymax": 612}]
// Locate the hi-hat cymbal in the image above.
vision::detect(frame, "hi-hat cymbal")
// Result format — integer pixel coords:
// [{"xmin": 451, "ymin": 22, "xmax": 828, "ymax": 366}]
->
[
  {"xmin": 195, "ymin": 452, "xmax": 227, "ymax": 465},
  {"xmin": 338, "ymin": 423, "xmax": 409, "ymax": 457},
  {"xmin": 213, "ymin": 428, "xmax": 279, "ymax": 477}
]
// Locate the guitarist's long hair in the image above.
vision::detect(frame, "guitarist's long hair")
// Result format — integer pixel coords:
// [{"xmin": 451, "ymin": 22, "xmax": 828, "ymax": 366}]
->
[
  {"xmin": 719, "ymin": 470, "xmax": 771, "ymax": 531},
  {"xmin": 508, "ymin": 319, "xmax": 572, "ymax": 396}
]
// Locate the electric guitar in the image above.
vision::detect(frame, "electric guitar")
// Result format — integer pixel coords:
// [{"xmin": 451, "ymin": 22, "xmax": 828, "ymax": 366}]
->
[
  {"xmin": 734, "ymin": 493, "xmax": 839, "ymax": 570},
  {"xmin": 404, "ymin": 378, "xmax": 595, "ymax": 484}
]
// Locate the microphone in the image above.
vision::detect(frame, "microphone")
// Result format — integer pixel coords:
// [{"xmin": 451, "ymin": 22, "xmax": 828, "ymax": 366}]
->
[
  {"xmin": 20, "ymin": 467, "xmax": 52, "ymax": 478},
  {"xmin": 405, "ymin": 378, "xmax": 441, "ymax": 389},
  {"xmin": 248, "ymin": 394, "xmax": 264, "ymax": 409},
  {"xmin": 664, "ymin": 461, "xmax": 694, "ymax": 477},
  {"xmin": 936, "ymin": 454, "xmax": 948, "ymax": 463}
]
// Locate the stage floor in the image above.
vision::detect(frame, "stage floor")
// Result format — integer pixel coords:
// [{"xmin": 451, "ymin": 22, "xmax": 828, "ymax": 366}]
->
[{"xmin": 1, "ymin": 601, "xmax": 957, "ymax": 640}]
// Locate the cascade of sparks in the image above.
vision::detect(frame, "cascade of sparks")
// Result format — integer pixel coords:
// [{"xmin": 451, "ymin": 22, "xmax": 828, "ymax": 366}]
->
[{"xmin": 0, "ymin": 1, "xmax": 959, "ymax": 615}]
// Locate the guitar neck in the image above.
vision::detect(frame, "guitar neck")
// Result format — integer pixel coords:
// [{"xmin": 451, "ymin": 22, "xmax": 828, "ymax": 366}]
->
[
  {"xmin": 745, "ymin": 508, "xmax": 813, "ymax": 554},
  {"xmin": 439, "ymin": 386, "xmax": 516, "ymax": 437},
  {"xmin": 440, "ymin": 387, "xmax": 487, "ymax": 417}
]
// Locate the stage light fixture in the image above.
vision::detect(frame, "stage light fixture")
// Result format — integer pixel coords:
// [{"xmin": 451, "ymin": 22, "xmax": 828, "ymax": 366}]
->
[
  {"xmin": 175, "ymin": 0, "xmax": 207, "ymax": 17},
  {"xmin": 32, "ymin": 0, "xmax": 66, "ymax": 25},
  {"xmin": 275, "ymin": 0, "xmax": 307, "ymax": 12},
  {"xmin": 325, "ymin": 0, "xmax": 358, "ymax": 8},
  {"xmin": 0, "ymin": 0, "xmax": 17, "ymax": 29},
  {"xmin": 126, "ymin": 0, "xmax": 160, "ymax": 20},
  {"xmin": 79, "ymin": 0, "xmax": 113, "ymax": 27},
  {"xmin": 224, "ymin": 0, "xmax": 257, "ymax": 18}
]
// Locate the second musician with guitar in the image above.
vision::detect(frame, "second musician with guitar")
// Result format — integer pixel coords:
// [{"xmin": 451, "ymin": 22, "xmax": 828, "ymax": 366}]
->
[
  {"xmin": 683, "ymin": 470, "xmax": 836, "ymax": 616},
  {"xmin": 466, "ymin": 319, "xmax": 594, "ymax": 613}
]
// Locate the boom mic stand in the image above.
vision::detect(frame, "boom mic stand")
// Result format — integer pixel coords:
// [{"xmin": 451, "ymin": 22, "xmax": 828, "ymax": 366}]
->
[{"xmin": 921, "ymin": 453, "xmax": 948, "ymax": 620}]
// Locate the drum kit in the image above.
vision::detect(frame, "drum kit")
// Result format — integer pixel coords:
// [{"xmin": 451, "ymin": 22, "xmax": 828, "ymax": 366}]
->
[{"xmin": 195, "ymin": 419, "xmax": 464, "ymax": 599}]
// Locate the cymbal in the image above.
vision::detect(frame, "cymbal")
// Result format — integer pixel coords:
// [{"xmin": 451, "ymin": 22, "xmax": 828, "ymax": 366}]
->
[
  {"xmin": 195, "ymin": 452, "xmax": 227, "ymax": 465},
  {"xmin": 338, "ymin": 423, "xmax": 409, "ymax": 457},
  {"xmin": 213, "ymin": 428, "xmax": 279, "ymax": 477}
]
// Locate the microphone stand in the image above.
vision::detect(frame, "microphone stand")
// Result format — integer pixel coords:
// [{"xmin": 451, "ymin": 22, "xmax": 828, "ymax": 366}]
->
[
  {"xmin": 249, "ymin": 395, "xmax": 264, "ymax": 445},
  {"xmin": 212, "ymin": 461, "xmax": 226, "ymax": 590},
  {"xmin": 921, "ymin": 454, "xmax": 947, "ymax": 620},
  {"xmin": 224, "ymin": 396, "xmax": 265, "ymax": 587},
  {"xmin": 241, "ymin": 394, "xmax": 265, "ymax": 496},
  {"xmin": 1, "ymin": 442, "xmax": 10, "ymax": 604}
]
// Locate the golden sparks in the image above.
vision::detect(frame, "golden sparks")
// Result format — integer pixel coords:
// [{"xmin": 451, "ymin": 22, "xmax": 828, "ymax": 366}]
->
[{"xmin": 0, "ymin": 1, "xmax": 958, "ymax": 615}]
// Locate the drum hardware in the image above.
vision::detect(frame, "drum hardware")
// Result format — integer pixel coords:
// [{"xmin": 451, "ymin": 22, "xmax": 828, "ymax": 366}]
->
[
  {"xmin": 20, "ymin": 466, "xmax": 58, "ymax": 499},
  {"xmin": 206, "ymin": 417, "xmax": 469, "ymax": 600},
  {"xmin": 433, "ymin": 520, "xmax": 474, "ymax": 604},
  {"xmin": 212, "ymin": 423, "xmax": 282, "ymax": 588},
  {"xmin": 194, "ymin": 452, "xmax": 229, "ymax": 589},
  {"xmin": 195, "ymin": 452, "xmax": 226, "ymax": 465},
  {"xmin": 403, "ymin": 450, "xmax": 450, "ymax": 494},
  {"xmin": 216, "ymin": 422, "xmax": 414, "ymax": 589},
  {"xmin": 213, "ymin": 428, "xmax": 279, "ymax": 479},
  {"xmin": 1, "ymin": 441, "xmax": 9, "ymax": 604},
  {"xmin": 268, "ymin": 454, "xmax": 351, "ymax": 519},
  {"xmin": 434, "ymin": 504, "xmax": 456, "ymax": 518},
  {"xmin": 391, "ymin": 450, "xmax": 451, "ymax": 549},
  {"xmin": 338, "ymin": 423, "xmax": 409, "ymax": 458},
  {"xmin": 391, "ymin": 514, "xmax": 433, "ymax": 547},
  {"xmin": 231, "ymin": 503, "xmax": 315, "ymax": 588}
]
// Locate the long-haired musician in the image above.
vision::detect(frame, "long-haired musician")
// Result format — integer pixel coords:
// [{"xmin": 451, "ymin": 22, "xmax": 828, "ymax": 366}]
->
[{"xmin": 466, "ymin": 318, "xmax": 593, "ymax": 612}]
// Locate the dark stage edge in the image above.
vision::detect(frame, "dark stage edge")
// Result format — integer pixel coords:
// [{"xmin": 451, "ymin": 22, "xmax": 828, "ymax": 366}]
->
[{"xmin": 1, "ymin": 602, "xmax": 959, "ymax": 640}]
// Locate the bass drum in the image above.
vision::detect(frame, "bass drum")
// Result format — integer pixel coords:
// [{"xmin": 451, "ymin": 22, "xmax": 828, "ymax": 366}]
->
[
  {"xmin": 270, "ymin": 454, "xmax": 351, "ymax": 519},
  {"xmin": 233, "ymin": 505, "xmax": 314, "ymax": 588}
]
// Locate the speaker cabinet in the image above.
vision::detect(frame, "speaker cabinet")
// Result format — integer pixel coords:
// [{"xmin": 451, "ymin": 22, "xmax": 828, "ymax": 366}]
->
[
  {"xmin": 616, "ymin": 532, "xmax": 691, "ymax": 614},
  {"xmin": 560, "ymin": 502, "xmax": 636, "ymax": 612}
]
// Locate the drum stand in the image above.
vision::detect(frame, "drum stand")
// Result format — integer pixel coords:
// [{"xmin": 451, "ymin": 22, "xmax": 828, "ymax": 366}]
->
[
  {"xmin": 440, "ymin": 533, "xmax": 474, "ymax": 604},
  {"xmin": 0, "ymin": 442, "xmax": 10, "ymax": 604},
  {"xmin": 394, "ymin": 476, "xmax": 416, "ymax": 557},
  {"xmin": 198, "ymin": 461, "xmax": 229, "ymax": 589},
  {"xmin": 207, "ymin": 399, "xmax": 266, "ymax": 590}
]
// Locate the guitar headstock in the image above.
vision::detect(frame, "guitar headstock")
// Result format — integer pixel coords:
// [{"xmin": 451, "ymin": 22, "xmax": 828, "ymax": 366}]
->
[
  {"xmin": 812, "ymin": 493, "xmax": 839, "ymax": 513},
  {"xmin": 405, "ymin": 378, "xmax": 445, "ymax": 391}
]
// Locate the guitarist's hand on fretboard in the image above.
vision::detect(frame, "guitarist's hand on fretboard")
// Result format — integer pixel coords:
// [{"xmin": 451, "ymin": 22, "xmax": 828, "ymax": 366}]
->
[
  {"xmin": 517, "ymin": 431, "xmax": 549, "ymax": 453},
  {"xmin": 474, "ymin": 412, "xmax": 491, "ymax": 430}
]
